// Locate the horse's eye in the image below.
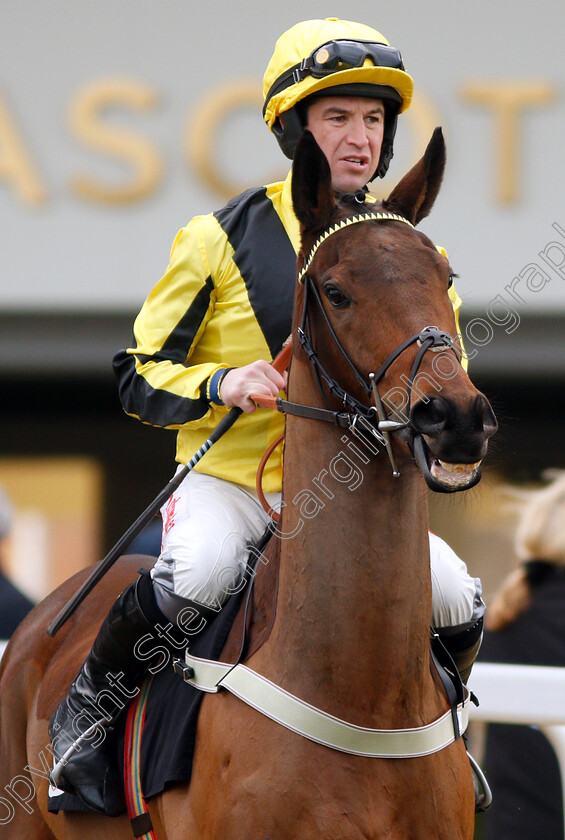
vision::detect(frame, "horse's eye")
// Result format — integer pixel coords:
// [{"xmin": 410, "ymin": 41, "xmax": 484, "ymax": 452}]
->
[
  {"xmin": 448, "ymin": 272, "xmax": 458, "ymax": 290},
  {"xmin": 324, "ymin": 285, "xmax": 349, "ymax": 308}
]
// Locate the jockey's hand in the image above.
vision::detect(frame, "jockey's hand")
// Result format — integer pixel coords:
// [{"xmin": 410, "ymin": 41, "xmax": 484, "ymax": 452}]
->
[{"xmin": 220, "ymin": 361, "xmax": 287, "ymax": 414}]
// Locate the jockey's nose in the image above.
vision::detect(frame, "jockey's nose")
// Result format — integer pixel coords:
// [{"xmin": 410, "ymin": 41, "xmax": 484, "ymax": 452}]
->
[{"xmin": 346, "ymin": 116, "xmax": 369, "ymax": 147}]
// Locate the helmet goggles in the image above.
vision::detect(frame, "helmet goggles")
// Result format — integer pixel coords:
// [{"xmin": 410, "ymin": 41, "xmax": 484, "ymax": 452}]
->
[
  {"xmin": 303, "ymin": 39, "xmax": 404, "ymax": 78},
  {"xmin": 264, "ymin": 39, "xmax": 405, "ymax": 108}
]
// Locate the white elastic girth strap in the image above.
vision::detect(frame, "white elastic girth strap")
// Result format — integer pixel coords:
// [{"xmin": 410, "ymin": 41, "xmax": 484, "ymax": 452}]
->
[{"xmin": 184, "ymin": 652, "xmax": 469, "ymax": 758}]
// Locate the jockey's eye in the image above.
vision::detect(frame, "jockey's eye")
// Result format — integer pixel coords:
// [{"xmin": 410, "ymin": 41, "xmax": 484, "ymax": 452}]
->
[{"xmin": 323, "ymin": 284, "xmax": 350, "ymax": 308}]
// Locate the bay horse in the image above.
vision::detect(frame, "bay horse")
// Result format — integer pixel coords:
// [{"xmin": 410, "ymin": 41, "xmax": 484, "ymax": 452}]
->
[{"xmin": 0, "ymin": 127, "xmax": 497, "ymax": 839}]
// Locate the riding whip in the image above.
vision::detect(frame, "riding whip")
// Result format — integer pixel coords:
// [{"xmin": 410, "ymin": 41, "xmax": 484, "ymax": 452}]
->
[{"xmin": 47, "ymin": 342, "xmax": 292, "ymax": 637}]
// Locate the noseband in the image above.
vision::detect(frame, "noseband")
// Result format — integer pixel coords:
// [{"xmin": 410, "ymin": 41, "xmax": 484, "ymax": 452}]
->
[{"xmin": 281, "ymin": 211, "xmax": 461, "ymax": 477}]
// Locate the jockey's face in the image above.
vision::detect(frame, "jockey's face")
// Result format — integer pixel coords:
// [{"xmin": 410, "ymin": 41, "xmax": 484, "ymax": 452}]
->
[{"xmin": 305, "ymin": 96, "xmax": 384, "ymax": 193}]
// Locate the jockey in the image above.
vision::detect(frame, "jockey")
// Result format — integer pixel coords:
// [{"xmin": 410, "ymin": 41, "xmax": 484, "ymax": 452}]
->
[{"xmin": 50, "ymin": 17, "xmax": 487, "ymax": 816}]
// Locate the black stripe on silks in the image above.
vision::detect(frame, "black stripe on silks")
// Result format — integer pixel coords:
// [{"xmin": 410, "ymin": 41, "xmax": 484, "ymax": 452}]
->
[
  {"xmin": 113, "ymin": 350, "xmax": 209, "ymax": 426},
  {"xmin": 159, "ymin": 274, "xmax": 215, "ymax": 363},
  {"xmin": 111, "ymin": 275, "xmax": 215, "ymax": 426},
  {"xmin": 130, "ymin": 275, "xmax": 214, "ymax": 367},
  {"xmin": 214, "ymin": 188, "xmax": 296, "ymax": 359}
]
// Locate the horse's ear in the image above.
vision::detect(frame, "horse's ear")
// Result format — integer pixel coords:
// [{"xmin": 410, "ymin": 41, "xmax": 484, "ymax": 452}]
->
[
  {"xmin": 291, "ymin": 130, "xmax": 336, "ymax": 230},
  {"xmin": 382, "ymin": 127, "xmax": 446, "ymax": 226}
]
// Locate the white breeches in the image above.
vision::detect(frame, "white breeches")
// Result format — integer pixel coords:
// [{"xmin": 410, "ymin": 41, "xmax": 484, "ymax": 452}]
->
[
  {"xmin": 151, "ymin": 470, "xmax": 484, "ymax": 629},
  {"xmin": 151, "ymin": 471, "xmax": 278, "ymax": 615}
]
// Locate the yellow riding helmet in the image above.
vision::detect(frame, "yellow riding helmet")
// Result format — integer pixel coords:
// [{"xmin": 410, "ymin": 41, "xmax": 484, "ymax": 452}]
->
[{"xmin": 263, "ymin": 18, "xmax": 414, "ymax": 179}]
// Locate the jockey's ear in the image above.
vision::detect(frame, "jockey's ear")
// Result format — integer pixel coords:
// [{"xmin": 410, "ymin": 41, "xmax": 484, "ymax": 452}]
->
[
  {"xmin": 291, "ymin": 130, "xmax": 336, "ymax": 231},
  {"xmin": 382, "ymin": 127, "xmax": 446, "ymax": 226}
]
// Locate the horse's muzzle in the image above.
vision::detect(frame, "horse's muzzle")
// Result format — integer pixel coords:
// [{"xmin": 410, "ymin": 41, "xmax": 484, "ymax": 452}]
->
[{"xmin": 408, "ymin": 394, "xmax": 498, "ymax": 493}]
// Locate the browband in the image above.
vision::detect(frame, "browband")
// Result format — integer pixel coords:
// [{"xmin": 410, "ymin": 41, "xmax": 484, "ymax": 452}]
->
[{"xmin": 297, "ymin": 211, "xmax": 414, "ymax": 284}]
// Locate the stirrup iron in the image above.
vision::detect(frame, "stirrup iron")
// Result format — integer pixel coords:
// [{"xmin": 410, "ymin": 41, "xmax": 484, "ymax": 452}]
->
[{"xmin": 468, "ymin": 750, "xmax": 492, "ymax": 813}]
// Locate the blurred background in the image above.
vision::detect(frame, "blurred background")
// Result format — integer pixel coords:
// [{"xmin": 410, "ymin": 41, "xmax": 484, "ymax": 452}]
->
[{"xmin": 1, "ymin": 0, "xmax": 563, "ymax": 608}]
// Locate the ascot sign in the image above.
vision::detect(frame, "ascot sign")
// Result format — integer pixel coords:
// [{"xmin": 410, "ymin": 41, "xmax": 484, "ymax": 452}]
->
[{"xmin": 0, "ymin": 76, "xmax": 557, "ymax": 208}]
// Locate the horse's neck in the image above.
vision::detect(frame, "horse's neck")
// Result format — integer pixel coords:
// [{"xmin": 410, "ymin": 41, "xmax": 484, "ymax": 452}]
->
[{"xmin": 266, "ymin": 362, "xmax": 434, "ymax": 723}]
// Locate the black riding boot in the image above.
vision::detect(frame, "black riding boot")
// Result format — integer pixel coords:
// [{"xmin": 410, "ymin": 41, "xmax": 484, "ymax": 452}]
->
[
  {"xmin": 437, "ymin": 617, "xmax": 492, "ymax": 813},
  {"xmin": 437, "ymin": 617, "xmax": 483, "ymax": 685},
  {"xmin": 49, "ymin": 576, "xmax": 164, "ymax": 816}
]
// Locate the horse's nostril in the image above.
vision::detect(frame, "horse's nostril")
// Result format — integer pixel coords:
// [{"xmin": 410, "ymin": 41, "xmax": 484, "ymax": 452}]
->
[
  {"xmin": 472, "ymin": 394, "xmax": 498, "ymax": 436},
  {"xmin": 410, "ymin": 396, "xmax": 449, "ymax": 436},
  {"xmin": 410, "ymin": 393, "xmax": 498, "ymax": 444}
]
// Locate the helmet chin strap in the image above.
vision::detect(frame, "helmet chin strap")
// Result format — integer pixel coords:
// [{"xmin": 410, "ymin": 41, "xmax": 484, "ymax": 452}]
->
[
  {"xmin": 273, "ymin": 108, "xmax": 303, "ymax": 160},
  {"xmin": 335, "ymin": 188, "xmax": 369, "ymax": 204}
]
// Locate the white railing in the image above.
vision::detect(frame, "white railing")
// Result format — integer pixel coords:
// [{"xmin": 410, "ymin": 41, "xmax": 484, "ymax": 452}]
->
[{"xmin": 470, "ymin": 662, "xmax": 565, "ymax": 836}]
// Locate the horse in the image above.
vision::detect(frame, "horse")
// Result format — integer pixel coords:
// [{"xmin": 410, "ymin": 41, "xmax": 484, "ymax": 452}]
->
[{"xmin": 0, "ymin": 127, "xmax": 497, "ymax": 839}]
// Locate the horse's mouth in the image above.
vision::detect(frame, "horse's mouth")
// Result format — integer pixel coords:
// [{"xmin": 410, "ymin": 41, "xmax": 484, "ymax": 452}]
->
[{"xmin": 413, "ymin": 435, "xmax": 482, "ymax": 494}]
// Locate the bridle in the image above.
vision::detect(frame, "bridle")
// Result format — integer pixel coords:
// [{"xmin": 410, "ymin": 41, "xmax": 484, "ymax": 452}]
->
[{"xmin": 280, "ymin": 211, "xmax": 461, "ymax": 477}]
